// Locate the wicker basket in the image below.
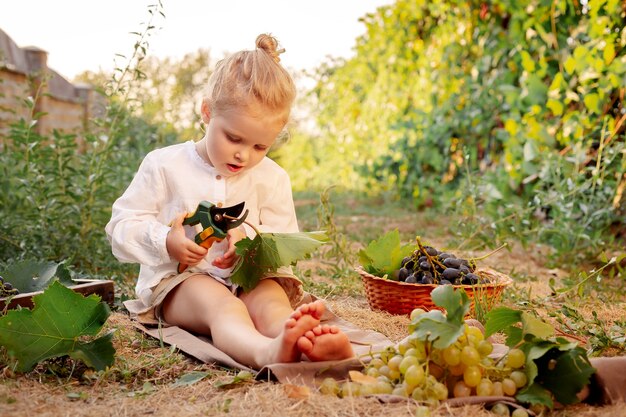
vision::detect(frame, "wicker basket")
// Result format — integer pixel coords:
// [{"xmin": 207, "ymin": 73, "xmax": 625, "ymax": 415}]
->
[{"xmin": 357, "ymin": 267, "xmax": 512, "ymax": 317}]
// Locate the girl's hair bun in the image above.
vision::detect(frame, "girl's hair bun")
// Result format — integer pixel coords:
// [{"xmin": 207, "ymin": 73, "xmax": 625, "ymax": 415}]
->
[{"xmin": 255, "ymin": 34, "xmax": 285, "ymax": 63}]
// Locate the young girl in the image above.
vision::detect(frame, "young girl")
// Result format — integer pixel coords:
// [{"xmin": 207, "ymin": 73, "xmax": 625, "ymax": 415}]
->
[{"xmin": 106, "ymin": 34, "xmax": 354, "ymax": 369}]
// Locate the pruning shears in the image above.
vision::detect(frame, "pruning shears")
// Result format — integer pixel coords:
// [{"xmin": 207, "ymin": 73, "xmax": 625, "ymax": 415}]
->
[{"xmin": 177, "ymin": 201, "xmax": 249, "ymax": 273}]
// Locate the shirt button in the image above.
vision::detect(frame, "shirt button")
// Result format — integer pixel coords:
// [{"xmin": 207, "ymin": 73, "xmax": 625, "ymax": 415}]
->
[
  {"xmin": 216, "ymin": 175, "xmax": 222, "ymax": 180},
  {"xmin": 217, "ymin": 202, "xmax": 223, "ymax": 208}
]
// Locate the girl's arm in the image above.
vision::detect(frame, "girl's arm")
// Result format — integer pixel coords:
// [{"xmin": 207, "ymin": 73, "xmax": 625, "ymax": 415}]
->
[{"xmin": 105, "ymin": 153, "xmax": 172, "ymax": 267}]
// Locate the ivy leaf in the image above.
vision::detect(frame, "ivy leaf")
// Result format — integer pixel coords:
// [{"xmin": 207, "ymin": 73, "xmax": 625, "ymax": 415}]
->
[
  {"xmin": 410, "ymin": 285, "xmax": 469, "ymax": 349},
  {"xmin": 230, "ymin": 231, "xmax": 328, "ymax": 292},
  {"xmin": 0, "ymin": 281, "xmax": 115, "ymax": 372},
  {"xmin": 358, "ymin": 229, "xmax": 413, "ymax": 277}
]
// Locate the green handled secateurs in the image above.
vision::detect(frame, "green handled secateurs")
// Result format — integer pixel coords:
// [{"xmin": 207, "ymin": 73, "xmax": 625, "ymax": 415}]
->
[{"xmin": 177, "ymin": 201, "xmax": 249, "ymax": 273}]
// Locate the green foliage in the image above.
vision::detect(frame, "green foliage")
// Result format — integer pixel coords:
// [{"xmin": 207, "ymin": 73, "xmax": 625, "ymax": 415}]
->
[
  {"xmin": 309, "ymin": 0, "xmax": 626, "ymax": 261},
  {"xmin": 0, "ymin": 260, "xmax": 74, "ymax": 293},
  {"xmin": 0, "ymin": 3, "xmax": 176, "ymax": 278},
  {"xmin": 0, "ymin": 281, "xmax": 115, "ymax": 372},
  {"xmin": 357, "ymin": 229, "xmax": 413, "ymax": 277},
  {"xmin": 408, "ymin": 285, "xmax": 469, "ymax": 349},
  {"xmin": 486, "ymin": 306, "xmax": 595, "ymax": 408},
  {"xmin": 231, "ymin": 231, "xmax": 329, "ymax": 292}
]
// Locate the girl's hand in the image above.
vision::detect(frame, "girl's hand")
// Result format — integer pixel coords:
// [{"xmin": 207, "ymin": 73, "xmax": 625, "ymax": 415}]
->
[
  {"xmin": 212, "ymin": 227, "xmax": 247, "ymax": 269},
  {"xmin": 166, "ymin": 213, "xmax": 208, "ymax": 266}
]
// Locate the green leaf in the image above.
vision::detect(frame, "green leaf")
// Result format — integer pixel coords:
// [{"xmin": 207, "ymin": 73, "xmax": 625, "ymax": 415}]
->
[
  {"xmin": 357, "ymin": 229, "xmax": 412, "ymax": 276},
  {"xmin": 583, "ymin": 93, "xmax": 601, "ymax": 114},
  {"xmin": 532, "ymin": 347, "xmax": 595, "ymax": 405},
  {"xmin": 0, "ymin": 260, "xmax": 75, "ymax": 294},
  {"xmin": 230, "ymin": 231, "xmax": 328, "ymax": 292},
  {"xmin": 214, "ymin": 370, "xmax": 254, "ymax": 389},
  {"xmin": 170, "ymin": 371, "xmax": 212, "ymax": 387},
  {"xmin": 521, "ymin": 312, "xmax": 554, "ymax": 339},
  {"xmin": 516, "ymin": 383, "xmax": 554, "ymax": 408},
  {"xmin": 410, "ymin": 286, "xmax": 469, "ymax": 349},
  {"xmin": 485, "ymin": 307, "xmax": 522, "ymax": 337},
  {"xmin": 0, "ymin": 281, "xmax": 114, "ymax": 372}
]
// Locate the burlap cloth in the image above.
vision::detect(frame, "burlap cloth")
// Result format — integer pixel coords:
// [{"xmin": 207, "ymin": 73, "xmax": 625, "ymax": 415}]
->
[{"xmin": 124, "ymin": 294, "xmax": 626, "ymax": 410}]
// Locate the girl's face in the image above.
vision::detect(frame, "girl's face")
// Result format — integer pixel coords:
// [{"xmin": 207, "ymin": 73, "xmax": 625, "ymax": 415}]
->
[{"xmin": 201, "ymin": 102, "xmax": 284, "ymax": 177}]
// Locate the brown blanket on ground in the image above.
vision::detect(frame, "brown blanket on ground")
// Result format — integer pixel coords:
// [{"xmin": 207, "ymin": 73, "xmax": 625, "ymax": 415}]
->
[{"xmin": 124, "ymin": 293, "xmax": 393, "ymax": 386}]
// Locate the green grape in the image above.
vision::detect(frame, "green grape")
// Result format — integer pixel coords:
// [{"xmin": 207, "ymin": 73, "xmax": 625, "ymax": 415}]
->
[
  {"xmin": 399, "ymin": 355, "xmax": 419, "ymax": 375},
  {"xmin": 510, "ymin": 370, "xmax": 528, "ymax": 388},
  {"xmin": 477, "ymin": 340, "xmax": 494, "ymax": 356},
  {"xmin": 410, "ymin": 308, "xmax": 427, "ymax": 320},
  {"xmin": 452, "ymin": 380, "xmax": 471, "ymax": 398},
  {"xmin": 341, "ymin": 381, "xmax": 361, "ymax": 397},
  {"xmin": 491, "ymin": 403, "xmax": 511, "ymax": 416},
  {"xmin": 392, "ymin": 383, "xmax": 410, "ymax": 397},
  {"xmin": 388, "ymin": 369, "xmax": 401, "ymax": 381},
  {"xmin": 502, "ymin": 378, "xmax": 517, "ymax": 396},
  {"xmin": 476, "ymin": 378, "xmax": 494, "ymax": 396},
  {"xmin": 411, "ymin": 387, "xmax": 426, "ymax": 401},
  {"xmin": 404, "ymin": 364, "xmax": 425, "ymax": 387},
  {"xmin": 397, "ymin": 340, "xmax": 411, "ymax": 355},
  {"xmin": 415, "ymin": 405, "xmax": 431, "ymax": 417},
  {"xmin": 404, "ymin": 347, "xmax": 426, "ymax": 361},
  {"xmin": 359, "ymin": 384, "xmax": 376, "ymax": 396},
  {"xmin": 466, "ymin": 326, "xmax": 485, "ymax": 342},
  {"xmin": 461, "ymin": 345, "xmax": 481, "ymax": 366},
  {"xmin": 369, "ymin": 357, "xmax": 384, "ymax": 369},
  {"xmin": 492, "ymin": 381, "xmax": 504, "ymax": 396},
  {"xmin": 366, "ymin": 367, "xmax": 380, "ymax": 378},
  {"xmin": 378, "ymin": 365, "xmax": 391, "ymax": 378},
  {"xmin": 432, "ymin": 381, "xmax": 449, "ymax": 400},
  {"xmin": 506, "ymin": 348, "xmax": 526, "ymax": 369},
  {"xmin": 319, "ymin": 377, "xmax": 340, "ymax": 395},
  {"xmin": 511, "ymin": 409, "xmax": 529, "ymax": 417},
  {"xmin": 443, "ymin": 345, "xmax": 462, "ymax": 366},
  {"xmin": 374, "ymin": 380, "xmax": 393, "ymax": 394},
  {"xmin": 388, "ymin": 354, "xmax": 403, "ymax": 371},
  {"xmin": 463, "ymin": 365, "xmax": 482, "ymax": 387}
]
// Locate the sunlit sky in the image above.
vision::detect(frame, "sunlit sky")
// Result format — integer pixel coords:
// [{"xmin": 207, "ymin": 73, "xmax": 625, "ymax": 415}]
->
[{"xmin": 1, "ymin": 0, "xmax": 394, "ymax": 82}]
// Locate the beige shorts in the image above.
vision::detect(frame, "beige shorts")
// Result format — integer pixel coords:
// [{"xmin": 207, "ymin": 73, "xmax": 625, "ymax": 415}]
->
[{"xmin": 135, "ymin": 268, "xmax": 304, "ymax": 326}]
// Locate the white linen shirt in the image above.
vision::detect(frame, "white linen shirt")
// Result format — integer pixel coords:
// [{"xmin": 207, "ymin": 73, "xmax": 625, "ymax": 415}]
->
[{"xmin": 105, "ymin": 140, "xmax": 299, "ymax": 305}]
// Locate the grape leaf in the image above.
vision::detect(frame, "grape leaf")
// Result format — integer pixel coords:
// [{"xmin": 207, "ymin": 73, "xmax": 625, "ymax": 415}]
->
[
  {"xmin": 516, "ymin": 383, "xmax": 554, "ymax": 408},
  {"xmin": 230, "ymin": 231, "xmax": 328, "ymax": 292},
  {"xmin": 0, "ymin": 281, "xmax": 115, "ymax": 372},
  {"xmin": 409, "ymin": 285, "xmax": 469, "ymax": 349},
  {"xmin": 0, "ymin": 260, "xmax": 75, "ymax": 294},
  {"xmin": 358, "ymin": 229, "xmax": 413, "ymax": 276},
  {"xmin": 485, "ymin": 307, "xmax": 522, "ymax": 337},
  {"xmin": 535, "ymin": 347, "xmax": 595, "ymax": 405}
]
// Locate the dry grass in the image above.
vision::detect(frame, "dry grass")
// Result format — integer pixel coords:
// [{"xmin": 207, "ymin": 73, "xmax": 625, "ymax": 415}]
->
[{"xmin": 1, "ymin": 208, "xmax": 625, "ymax": 416}]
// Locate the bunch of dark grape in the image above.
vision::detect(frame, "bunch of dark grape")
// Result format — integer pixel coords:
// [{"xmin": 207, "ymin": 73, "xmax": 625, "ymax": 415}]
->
[
  {"xmin": 0, "ymin": 275, "xmax": 20, "ymax": 297},
  {"xmin": 394, "ymin": 241, "xmax": 491, "ymax": 286}
]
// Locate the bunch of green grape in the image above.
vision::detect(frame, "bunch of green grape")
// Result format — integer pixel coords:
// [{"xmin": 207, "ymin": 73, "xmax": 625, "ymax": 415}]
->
[
  {"xmin": 319, "ymin": 309, "xmax": 528, "ymax": 405},
  {"xmin": 0, "ymin": 275, "xmax": 19, "ymax": 297}
]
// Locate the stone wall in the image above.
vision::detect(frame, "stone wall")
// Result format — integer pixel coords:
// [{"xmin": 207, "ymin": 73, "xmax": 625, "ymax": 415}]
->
[{"xmin": 0, "ymin": 27, "xmax": 105, "ymax": 141}]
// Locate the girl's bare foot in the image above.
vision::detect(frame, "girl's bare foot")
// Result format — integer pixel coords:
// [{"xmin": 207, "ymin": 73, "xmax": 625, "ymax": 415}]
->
[
  {"xmin": 298, "ymin": 324, "xmax": 354, "ymax": 362},
  {"xmin": 265, "ymin": 301, "xmax": 325, "ymax": 364}
]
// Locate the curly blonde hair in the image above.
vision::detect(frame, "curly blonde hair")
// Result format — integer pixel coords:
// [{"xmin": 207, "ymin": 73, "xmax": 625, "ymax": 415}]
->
[{"xmin": 205, "ymin": 34, "xmax": 296, "ymax": 124}]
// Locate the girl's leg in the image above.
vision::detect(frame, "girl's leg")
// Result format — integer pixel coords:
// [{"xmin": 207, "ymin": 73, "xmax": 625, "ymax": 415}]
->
[
  {"xmin": 240, "ymin": 279, "xmax": 354, "ymax": 361},
  {"xmin": 161, "ymin": 274, "xmax": 321, "ymax": 368},
  {"xmin": 239, "ymin": 278, "xmax": 323, "ymax": 337}
]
